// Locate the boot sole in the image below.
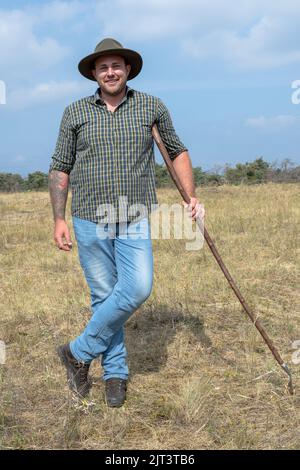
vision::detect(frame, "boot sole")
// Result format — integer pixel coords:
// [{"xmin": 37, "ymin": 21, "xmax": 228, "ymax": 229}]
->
[{"xmin": 105, "ymin": 399, "xmax": 126, "ymax": 408}]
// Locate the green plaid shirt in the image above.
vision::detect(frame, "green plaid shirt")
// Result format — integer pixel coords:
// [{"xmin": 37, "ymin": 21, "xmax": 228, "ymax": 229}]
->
[{"xmin": 49, "ymin": 87, "xmax": 187, "ymax": 222}]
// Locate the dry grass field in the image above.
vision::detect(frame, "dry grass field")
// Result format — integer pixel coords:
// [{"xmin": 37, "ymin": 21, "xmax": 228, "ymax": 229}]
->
[{"xmin": 0, "ymin": 183, "xmax": 299, "ymax": 450}]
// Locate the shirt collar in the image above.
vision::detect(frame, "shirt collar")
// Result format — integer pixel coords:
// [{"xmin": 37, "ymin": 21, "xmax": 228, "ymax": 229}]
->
[{"xmin": 93, "ymin": 85, "xmax": 133, "ymax": 105}]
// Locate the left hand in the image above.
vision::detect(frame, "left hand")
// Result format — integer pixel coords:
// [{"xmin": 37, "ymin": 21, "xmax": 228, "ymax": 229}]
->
[{"xmin": 183, "ymin": 197, "xmax": 205, "ymax": 221}]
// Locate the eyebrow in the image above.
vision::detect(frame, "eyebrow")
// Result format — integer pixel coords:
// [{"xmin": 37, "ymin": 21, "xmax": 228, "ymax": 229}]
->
[{"xmin": 97, "ymin": 61, "xmax": 123, "ymax": 68}]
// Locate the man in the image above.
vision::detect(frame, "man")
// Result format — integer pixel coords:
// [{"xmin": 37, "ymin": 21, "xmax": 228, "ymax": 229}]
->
[{"xmin": 49, "ymin": 38, "xmax": 204, "ymax": 407}]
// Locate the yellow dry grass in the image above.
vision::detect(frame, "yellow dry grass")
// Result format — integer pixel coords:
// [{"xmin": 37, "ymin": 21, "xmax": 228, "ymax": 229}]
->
[{"xmin": 0, "ymin": 183, "xmax": 299, "ymax": 449}]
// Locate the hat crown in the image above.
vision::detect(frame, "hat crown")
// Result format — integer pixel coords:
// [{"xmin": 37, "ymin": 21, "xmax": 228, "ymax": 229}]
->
[
  {"xmin": 94, "ymin": 38, "xmax": 124, "ymax": 54},
  {"xmin": 78, "ymin": 37, "xmax": 142, "ymax": 81}
]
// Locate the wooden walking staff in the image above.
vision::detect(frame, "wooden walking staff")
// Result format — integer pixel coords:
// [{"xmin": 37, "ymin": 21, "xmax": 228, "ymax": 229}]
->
[{"xmin": 152, "ymin": 124, "xmax": 294, "ymax": 395}]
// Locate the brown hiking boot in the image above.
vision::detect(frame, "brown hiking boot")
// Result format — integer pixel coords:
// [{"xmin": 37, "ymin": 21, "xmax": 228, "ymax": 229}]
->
[
  {"xmin": 57, "ymin": 343, "xmax": 91, "ymax": 397},
  {"xmin": 105, "ymin": 378, "xmax": 127, "ymax": 408}
]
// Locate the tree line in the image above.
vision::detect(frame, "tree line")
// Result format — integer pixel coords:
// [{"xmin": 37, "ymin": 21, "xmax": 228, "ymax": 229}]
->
[{"xmin": 0, "ymin": 158, "xmax": 299, "ymax": 192}]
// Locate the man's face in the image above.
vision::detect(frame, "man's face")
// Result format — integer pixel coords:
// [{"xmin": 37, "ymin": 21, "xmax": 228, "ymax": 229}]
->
[{"xmin": 92, "ymin": 55, "xmax": 131, "ymax": 97}]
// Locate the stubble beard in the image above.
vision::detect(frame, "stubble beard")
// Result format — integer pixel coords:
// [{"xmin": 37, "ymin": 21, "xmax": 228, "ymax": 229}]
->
[{"xmin": 101, "ymin": 77, "xmax": 127, "ymax": 97}]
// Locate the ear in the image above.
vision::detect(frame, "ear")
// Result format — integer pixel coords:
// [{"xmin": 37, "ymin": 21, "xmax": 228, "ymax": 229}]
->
[
  {"xmin": 91, "ymin": 68, "xmax": 97, "ymax": 80},
  {"xmin": 126, "ymin": 64, "xmax": 131, "ymax": 77}
]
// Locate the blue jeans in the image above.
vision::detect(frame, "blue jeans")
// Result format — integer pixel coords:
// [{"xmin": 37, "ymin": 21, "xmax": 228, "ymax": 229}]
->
[{"xmin": 70, "ymin": 216, "xmax": 153, "ymax": 381}]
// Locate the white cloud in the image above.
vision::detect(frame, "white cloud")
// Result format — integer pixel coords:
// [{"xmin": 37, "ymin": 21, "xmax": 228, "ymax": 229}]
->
[
  {"xmin": 0, "ymin": 9, "xmax": 70, "ymax": 78},
  {"xmin": 13, "ymin": 154, "xmax": 26, "ymax": 163},
  {"xmin": 8, "ymin": 80, "xmax": 92, "ymax": 109},
  {"xmin": 93, "ymin": 0, "xmax": 300, "ymax": 69},
  {"xmin": 1, "ymin": 0, "xmax": 300, "ymax": 97},
  {"xmin": 245, "ymin": 114, "xmax": 298, "ymax": 130},
  {"xmin": 96, "ymin": 0, "xmax": 261, "ymax": 40},
  {"xmin": 35, "ymin": 0, "xmax": 86, "ymax": 23},
  {"xmin": 0, "ymin": 80, "xmax": 6, "ymax": 105},
  {"xmin": 182, "ymin": 15, "xmax": 300, "ymax": 68}
]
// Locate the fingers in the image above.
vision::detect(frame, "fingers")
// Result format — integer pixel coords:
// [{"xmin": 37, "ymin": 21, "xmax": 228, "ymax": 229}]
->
[
  {"xmin": 55, "ymin": 235, "xmax": 72, "ymax": 251},
  {"xmin": 60, "ymin": 241, "xmax": 73, "ymax": 251},
  {"xmin": 183, "ymin": 199, "xmax": 205, "ymax": 221},
  {"xmin": 64, "ymin": 227, "xmax": 73, "ymax": 250},
  {"xmin": 54, "ymin": 226, "xmax": 73, "ymax": 251}
]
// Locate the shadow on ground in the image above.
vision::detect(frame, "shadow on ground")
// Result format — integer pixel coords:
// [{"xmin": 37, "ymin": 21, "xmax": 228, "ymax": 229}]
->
[{"xmin": 125, "ymin": 303, "xmax": 212, "ymax": 376}]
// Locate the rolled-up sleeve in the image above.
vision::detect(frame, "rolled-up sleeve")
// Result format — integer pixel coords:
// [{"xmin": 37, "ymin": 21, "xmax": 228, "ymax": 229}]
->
[
  {"xmin": 49, "ymin": 107, "xmax": 76, "ymax": 174},
  {"xmin": 155, "ymin": 99, "xmax": 188, "ymax": 160}
]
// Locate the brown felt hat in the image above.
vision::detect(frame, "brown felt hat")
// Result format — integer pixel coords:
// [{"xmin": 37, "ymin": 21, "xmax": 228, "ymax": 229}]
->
[{"xmin": 78, "ymin": 38, "xmax": 143, "ymax": 81}]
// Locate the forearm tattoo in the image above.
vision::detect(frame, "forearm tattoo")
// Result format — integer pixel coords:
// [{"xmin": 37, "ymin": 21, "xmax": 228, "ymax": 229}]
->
[{"xmin": 48, "ymin": 170, "xmax": 69, "ymax": 221}]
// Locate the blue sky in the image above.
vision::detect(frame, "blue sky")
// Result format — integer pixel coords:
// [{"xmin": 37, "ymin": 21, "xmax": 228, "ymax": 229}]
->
[{"xmin": 1, "ymin": 0, "xmax": 300, "ymax": 175}]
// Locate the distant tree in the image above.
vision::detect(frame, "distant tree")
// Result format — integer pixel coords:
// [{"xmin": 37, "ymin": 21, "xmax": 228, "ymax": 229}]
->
[
  {"xmin": 205, "ymin": 173, "xmax": 224, "ymax": 185},
  {"xmin": 225, "ymin": 158, "xmax": 270, "ymax": 184},
  {"xmin": 246, "ymin": 157, "xmax": 270, "ymax": 183},
  {"xmin": 281, "ymin": 158, "xmax": 295, "ymax": 173},
  {"xmin": 25, "ymin": 171, "xmax": 48, "ymax": 190},
  {"xmin": 225, "ymin": 163, "xmax": 246, "ymax": 184},
  {"xmin": 267, "ymin": 159, "xmax": 300, "ymax": 183},
  {"xmin": 155, "ymin": 163, "xmax": 207, "ymax": 187},
  {"xmin": 192, "ymin": 167, "xmax": 206, "ymax": 186},
  {"xmin": 210, "ymin": 164, "xmax": 224, "ymax": 175},
  {"xmin": 0, "ymin": 173, "xmax": 25, "ymax": 192},
  {"xmin": 155, "ymin": 163, "xmax": 171, "ymax": 187},
  {"xmin": 290, "ymin": 165, "xmax": 300, "ymax": 181},
  {"xmin": 0, "ymin": 157, "xmax": 298, "ymax": 193}
]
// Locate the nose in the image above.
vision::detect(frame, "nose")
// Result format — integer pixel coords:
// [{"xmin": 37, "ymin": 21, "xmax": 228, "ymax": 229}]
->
[{"xmin": 107, "ymin": 67, "xmax": 116, "ymax": 77}]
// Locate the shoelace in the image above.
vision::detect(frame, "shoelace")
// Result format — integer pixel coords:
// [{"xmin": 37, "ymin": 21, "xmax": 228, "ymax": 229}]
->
[
  {"xmin": 75, "ymin": 361, "xmax": 90, "ymax": 382},
  {"xmin": 107, "ymin": 379, "xmax": 126, "ymax": 392}
]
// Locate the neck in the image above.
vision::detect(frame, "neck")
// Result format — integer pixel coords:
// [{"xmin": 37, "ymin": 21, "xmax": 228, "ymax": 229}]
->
[{"xmin": 100, "ymin": 87, "xmax": 127, "ymax": 108}]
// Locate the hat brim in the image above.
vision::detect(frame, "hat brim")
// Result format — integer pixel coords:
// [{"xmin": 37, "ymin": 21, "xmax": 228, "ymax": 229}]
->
[{"xmin": 78, "ymin": 48, "xmax": 143, "ymax": 81}]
